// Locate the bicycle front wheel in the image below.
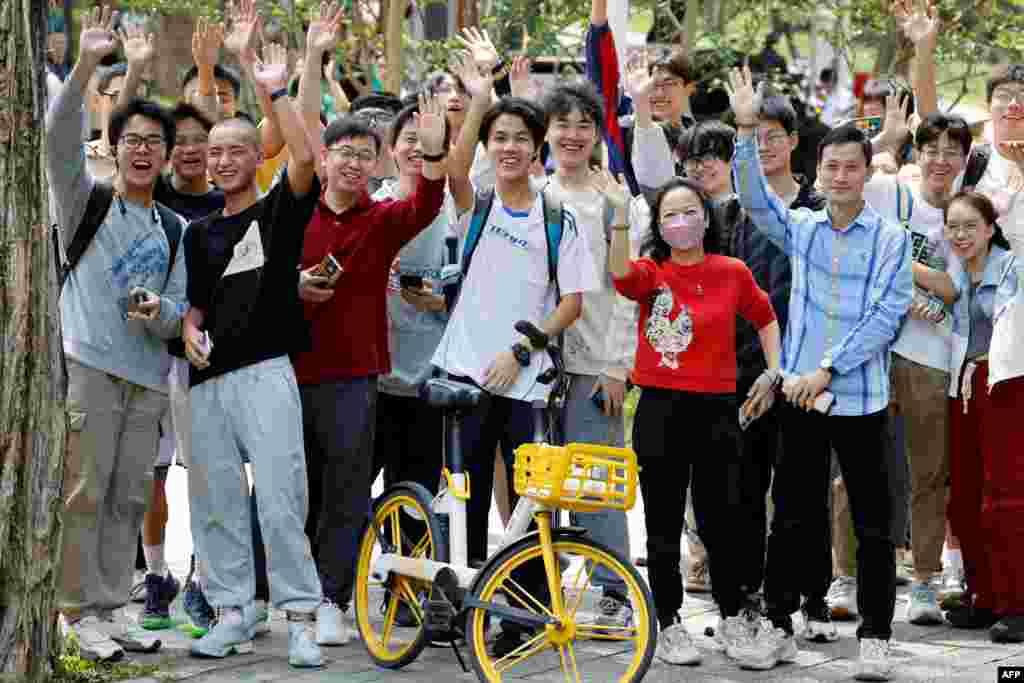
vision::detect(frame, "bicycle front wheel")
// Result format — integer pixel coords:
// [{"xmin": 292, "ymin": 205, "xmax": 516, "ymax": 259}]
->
[
  {"xmin": 354, "ymin": 482, "xmax": 449, "ymax": 669},
  {"xmin": 466, "ymin": 531, "xmax": 656, "ymax": 683}
]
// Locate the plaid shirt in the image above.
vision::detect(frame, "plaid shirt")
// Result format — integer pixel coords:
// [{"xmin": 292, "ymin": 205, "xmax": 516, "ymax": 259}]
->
[{"xmin": 733, "ymin": 135, "xmax": 913, "ymax": 416}]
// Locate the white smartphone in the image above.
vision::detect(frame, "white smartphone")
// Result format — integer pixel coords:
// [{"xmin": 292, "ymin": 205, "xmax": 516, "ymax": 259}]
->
[{"xmin": 198, "ymin": 330, "xmax": 213, "ymax": 357}]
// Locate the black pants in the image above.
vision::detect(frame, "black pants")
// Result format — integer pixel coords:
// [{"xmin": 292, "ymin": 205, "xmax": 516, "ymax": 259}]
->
[
  {"xmin": 301, "ymin": 377, "xmax": 378, "ymax": 608},
  {"xmin": 633, "ymin": 387, "xmax": 745, "ymax": 628},
  {"xmin": 454, "ymin": 376, "xmax": 548, "ymax": 637},
  {"xmin": 766, "ymin": 406, "xmax": 896, "ymax": 640},
  {"xmin": 372, "ymin": 392, "xmax": 444, "ymax": 494}
]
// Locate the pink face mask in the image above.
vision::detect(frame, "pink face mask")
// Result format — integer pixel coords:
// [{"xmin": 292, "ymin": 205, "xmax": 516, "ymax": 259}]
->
[{"xmin": 661, "ymin": 213, "xmax": 706, "ymax": 250}]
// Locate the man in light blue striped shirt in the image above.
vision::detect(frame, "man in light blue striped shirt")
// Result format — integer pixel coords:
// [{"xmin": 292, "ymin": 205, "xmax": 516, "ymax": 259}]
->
[{"xmin": 729, "ymin": 66, "xmax": 912, "ymax": 680}]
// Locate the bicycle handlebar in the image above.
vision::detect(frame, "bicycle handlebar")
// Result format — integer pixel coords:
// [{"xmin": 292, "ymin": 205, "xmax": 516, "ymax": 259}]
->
[
  {"xmin": 514, "ymin": 320, "xmax": 549, "ymax": 350},
  {"xmin": 515, "ymin": 320, "xmax": 564, "ymax": 387}
]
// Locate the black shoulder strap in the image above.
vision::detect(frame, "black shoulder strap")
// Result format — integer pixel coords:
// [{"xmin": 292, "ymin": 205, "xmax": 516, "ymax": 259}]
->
[
  {"xmin": 961, "ymin": 143, "xmax": 992, "ymax": 192},
  {"xmin": 154, "ymin": 201, "xmax": 182, "ymax": 292},
  {"xmin": 60, "ymin": 182, "xmax": 115, "ymax": 288}
]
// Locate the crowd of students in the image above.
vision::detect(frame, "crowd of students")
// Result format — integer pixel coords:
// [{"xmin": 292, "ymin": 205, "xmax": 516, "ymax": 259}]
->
[{"xmin": 46, "ymin": 0, "xmax": 1022, "ymax": 680}]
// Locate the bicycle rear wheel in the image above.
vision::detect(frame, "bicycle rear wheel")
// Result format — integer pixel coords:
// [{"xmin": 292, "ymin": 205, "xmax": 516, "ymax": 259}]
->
[
  {"xmin": 354, "ymin": 482, "xmax": 449, "ymax": 669},
  {"xmin": 466, "ymin": 531, "xmax": 656, "ymax": 682}
]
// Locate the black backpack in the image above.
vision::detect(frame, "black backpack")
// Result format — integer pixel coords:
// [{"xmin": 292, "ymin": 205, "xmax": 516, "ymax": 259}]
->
[{"xmin": 53, "ymin": 182, "xmax": 182, "ymax": 293}]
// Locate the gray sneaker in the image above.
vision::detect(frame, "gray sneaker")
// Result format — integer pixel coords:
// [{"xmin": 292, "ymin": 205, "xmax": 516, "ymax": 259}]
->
[
  {"xmin": 99, "ymin": 610, "xmax": 161, "ymax": 653},
  {"xmin": 595, "ymin": 594, "xmax": 634, "ymax": 628},
  {"xmin": 65, "ymin": 615, "xmax": 124, "ymax": 662},
  {"xmin": 190, "ymin": 609, "xmax": 253, "ymax": 658},
  {"xmin": 907, "ymin": 581, "xmax": 943, "ymax": 625}
]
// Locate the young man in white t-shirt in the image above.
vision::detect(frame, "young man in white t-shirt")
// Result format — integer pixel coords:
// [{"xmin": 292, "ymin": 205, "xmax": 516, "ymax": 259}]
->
[
  {"xmin": 436, "ymin": 61, "xmax": 600, "ymax": 658},
  {"xmin": 859, "ymin": 112, "xmax": 969, "ymax": 625}
]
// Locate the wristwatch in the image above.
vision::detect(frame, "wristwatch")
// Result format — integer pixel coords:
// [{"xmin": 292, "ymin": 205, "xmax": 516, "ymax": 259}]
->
[
  {"xmin": 819, "ymin": 358, "xmax": 834, "ymax": 379},
  {"xmin": 511, "ymin": 342, "xmax": 531, "ymax": 367}
]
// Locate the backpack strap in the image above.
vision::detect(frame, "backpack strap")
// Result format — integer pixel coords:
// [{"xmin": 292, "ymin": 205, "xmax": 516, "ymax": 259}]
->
[
  {"xmin": 961, "ymin": 143, "xmax": 991, "ymax": 192},
  {"xmin": 461, "ymin": 188, "xmax": 495, "ymax": 279},
  {"xmin": 154, "ymin": 202, "xmax": 182, "ymax": 292},
  {"xmin": 896, "ymin": 183, "xmax": 913, "ymax": 227},
  {"xmin": 539, "ymin": 186, "xmax": 567, "ymax": 300},
  {"xmin": 59, "ymin": 182, "xmax": 116, "ymax": 289}
]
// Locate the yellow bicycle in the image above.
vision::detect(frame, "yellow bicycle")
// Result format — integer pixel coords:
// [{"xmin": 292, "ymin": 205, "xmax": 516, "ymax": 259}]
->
[{"xmin": 353, "ymin": 321, "xmax": 656, "ymax": 682}]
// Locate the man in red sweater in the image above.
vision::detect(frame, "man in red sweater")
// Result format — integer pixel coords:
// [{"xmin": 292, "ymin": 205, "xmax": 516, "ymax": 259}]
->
[{"xmin": 292, "ymin": 99, "xmax": 448, "ymax": 645}]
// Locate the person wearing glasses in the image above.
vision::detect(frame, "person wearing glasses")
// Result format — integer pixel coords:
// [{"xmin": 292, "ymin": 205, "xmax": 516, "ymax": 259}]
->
[
  {"xmin": 290, "ymin": 52, "xmax": 448, "ymax": 649},
  {"xmin": 350, "ymin": 95, "xmax": 403, "ymax": 194},
  {"xmin": 942, "ymin": 192, "xmax": 1021, "ymax": 640},
  {"xmin": 46, "ymin": 6, "xmax": 187, "ymax": 662}
]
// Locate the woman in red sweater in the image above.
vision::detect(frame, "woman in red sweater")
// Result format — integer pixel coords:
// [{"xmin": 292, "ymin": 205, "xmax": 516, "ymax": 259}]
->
[{"xmin": 597, "ymin": 173, "xmax": 782, "ymax": 666}]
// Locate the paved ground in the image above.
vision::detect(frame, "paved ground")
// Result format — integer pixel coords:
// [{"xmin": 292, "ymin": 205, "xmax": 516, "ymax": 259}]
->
[{"xmin": 115, "ymin": 468, "xmax": 1024, "ymax": 682}]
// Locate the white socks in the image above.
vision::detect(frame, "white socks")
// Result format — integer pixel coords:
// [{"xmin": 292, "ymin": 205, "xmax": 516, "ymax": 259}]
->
[
  {"xmin": 143, "ymin": 544, "xmax": 166, "ymax": 578},
  {"xmin": 220, "ymin": 606, "xmax": 243, "ymax": 626},
  {"xmin": 942, "ymin": 545, "xmax": 963, "ymax": 574}
]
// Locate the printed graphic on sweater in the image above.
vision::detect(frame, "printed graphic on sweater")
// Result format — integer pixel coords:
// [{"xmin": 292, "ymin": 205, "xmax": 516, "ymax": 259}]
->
[
  {"xmin": 223, "ymin": 220, "xmax": 265, "ymax": 277},
  {"xmin": 645, "ymin": 285, "xmax": 693, "ymax": 369}
]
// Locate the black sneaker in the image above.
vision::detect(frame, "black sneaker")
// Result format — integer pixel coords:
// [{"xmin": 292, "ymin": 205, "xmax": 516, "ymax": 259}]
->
[
  {"xmin": 946, "ymin": 604, "xmax": 997, "ymax": 629},
  {"xmin": 140, "ymin": 572, "xmax": 180, "ymax": 630},
  {"xmin": 990, "ymin": 616, "xmax": 1024, "ymax": 643}
]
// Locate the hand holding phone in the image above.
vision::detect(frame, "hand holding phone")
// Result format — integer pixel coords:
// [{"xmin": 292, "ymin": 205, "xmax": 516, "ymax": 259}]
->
[
  {"xmin": 126, "ymin": 287, "xmax": 159, "ymax": 320},
  {"xmin": 315, "ymin": 253, "xmax": 342, "ymax": 286},
  {"xmin": 399, "ymin": 274, "xmax": 424, "ymax": 290}
]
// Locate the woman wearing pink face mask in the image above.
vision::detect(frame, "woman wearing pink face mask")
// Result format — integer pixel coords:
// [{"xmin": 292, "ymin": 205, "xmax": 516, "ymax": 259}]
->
[{"xmin": 596, "ymin": 173, "xmax": 783, "ymax": 666}]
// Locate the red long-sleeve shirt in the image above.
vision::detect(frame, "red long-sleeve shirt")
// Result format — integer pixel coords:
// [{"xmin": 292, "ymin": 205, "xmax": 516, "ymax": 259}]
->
[
  {"xmin": 613, "ymin": 255, "xmax": 776, "ymax": 394},
  {"xmin": 292, "ymin": 175, "xmax": 446, "ymax": 385}
]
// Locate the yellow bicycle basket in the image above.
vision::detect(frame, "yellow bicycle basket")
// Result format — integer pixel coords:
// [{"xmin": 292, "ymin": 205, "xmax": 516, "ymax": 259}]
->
[{"xmin": 513, "ymin": 443, "xmax": 640, "ymax": 513}]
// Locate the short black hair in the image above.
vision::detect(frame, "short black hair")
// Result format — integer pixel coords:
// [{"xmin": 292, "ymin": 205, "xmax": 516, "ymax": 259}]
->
[
  {"xmin": 817, "ymin": 123, "xmax": 872, "ymax": 166},
  {"xmin": 108, "ymin": 98, "xmax": 176, "ymax": 158},
  {"xmin": 542, "ymin": 80, "xmax": 605, "ymax": 135},
  {"xmin": 642, "ymin": 177, "xmax": 722, "ymax": 262},
  {"xmin": 678, "ymin": 120, "xmax": 735, "ymax": 162},
  {"xmin": 819, "ymin": 67, "xmax": 836, "ymax": 85},
  {"xmin": 389, "ymin": 101, "xmax": 451, "ymax": 149},
  {"xmin": 914, "ymin": 113, "xmax": 972, "ymax": 156},
  {"xmin": 758, "ymin": 94, "xmax": 798, "ymax": 134},
  {"xmin": 351, "ymin": 93, "xmax": 403, "ymax": 115},
  {"xmin": 323, "ymin": 116, "xmax": 382, "ymax": 154},
  {"xmin": 479, "ymin": 97, "xmax": 546, "ymax": 149},
  {"xmin": 170, "ymin": 102, "xmax": 214, "ymax": 131},
  {"xmin": 986, "ymin": 64, "xmax": 1024, "ymax": 104},
  {"xmin": 97, "ymin": 62, "xmax": 127, "ymax": 94},
  {"xmin": 182, "ymin": 64, "xmax": 241, "ymax": 96},
  {"xmin": 649, "ymin": 50, "xmax": 696, "ymax": 85},
  {"xmin": 424, "ymin": 70, "xmax": 467, "ymax": 98}
]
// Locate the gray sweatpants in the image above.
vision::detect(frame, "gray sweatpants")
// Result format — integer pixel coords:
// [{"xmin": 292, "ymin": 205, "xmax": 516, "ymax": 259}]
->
[
  {"xmin": 60, "ymin": 359, "xmax": 168, "ymax": 614},
  {"xmin": 188, "ymin": 356, "xmax": 321, "ymax": 612},
  {"xmin": 564, "ymin": 373, "xmax": 631, "ymax": 596}
]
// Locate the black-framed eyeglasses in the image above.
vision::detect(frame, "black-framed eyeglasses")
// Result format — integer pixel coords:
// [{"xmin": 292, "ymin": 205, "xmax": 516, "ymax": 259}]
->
[{"xmin": 120, "ymin": 134, "xmax": 166, "ymax": 150}]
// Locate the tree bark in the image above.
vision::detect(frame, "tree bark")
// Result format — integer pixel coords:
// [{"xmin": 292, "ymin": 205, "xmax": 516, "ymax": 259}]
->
[
  {"xmin": 0, "ymin": 1, "xmax": 68, "ymax": 681},
  {"xmin": 384, "ymin": 0, "xmax": 407, "ymax": 94}
]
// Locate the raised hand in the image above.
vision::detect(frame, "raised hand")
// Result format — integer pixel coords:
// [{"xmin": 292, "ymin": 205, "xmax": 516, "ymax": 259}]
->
[
  {"xmin": 224, "ymin": 0, "xmax": 259, "ymax": 57},
  {"xmin": 509, "ymin": 55, "xmax": 533, "ymax": 99},
  {"xmin": 879, "ymin": 92, "xmax": 911, "ymax": 147},
  {"xmin": 893, "ymin": 0, "xmax": 939, "ymax": 48},
  {"xmin": 728, "ymin": 63, "xmax": 759, "ymax": 127},
  {"xmin": 78, "ymin": 4, "xmax": 120, "ymax": 66},
  {"xmin": 191, "ymin": 16, "xmax": 224, "ymax": 70},
  {"xmin": 624, "ymin": 51, "xmax": 654, "ymax": 102},
  {"xmin": 591, "ymin": 169, "xmax": 631, "ymax": 211},
  {"xmin": 307, "ymin": 1, "xmax": 344, "ymax": 54},
  {"xmin": 253, "ymin": 42, "xmax": 289, "ymax": 93},
  {"xmin": 416, "ymin": 92, "xmax": 447, "ymax": 156},
  {"xmin": 118, "ymin": 21, "xmax": 155, "ymax": 68},
  {"xmin": 449, "ymin": 50, "xmax": 492, "ymax": 100},
  {"xmin": 456, "ymin": 26, "xmax": 499, "ymax": 72}
]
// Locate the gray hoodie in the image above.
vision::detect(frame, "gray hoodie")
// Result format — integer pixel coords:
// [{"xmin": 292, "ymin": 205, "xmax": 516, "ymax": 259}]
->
[
  {"xmin": 373, "ymin": 181, "xmax": 452, "ymax": 397},
  {"xmin": 46, "ymin": 82, "xmax": 187, "ymax": 394}
]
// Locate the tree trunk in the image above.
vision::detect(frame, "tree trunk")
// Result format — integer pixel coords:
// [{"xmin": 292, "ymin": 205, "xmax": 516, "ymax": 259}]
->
[
  {"xmin": 384, "ymin": 0, "xmax": 407, "ymax": 95},
  {"xmin": 0, "ymin": 1, "xmax": 68, "ymax": 681}
]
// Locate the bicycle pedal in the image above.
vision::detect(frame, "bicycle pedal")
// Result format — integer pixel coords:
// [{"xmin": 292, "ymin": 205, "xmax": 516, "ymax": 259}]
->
[{"xmin": 424, "ymin": 599, "xmax": 455, "ymax": 632}]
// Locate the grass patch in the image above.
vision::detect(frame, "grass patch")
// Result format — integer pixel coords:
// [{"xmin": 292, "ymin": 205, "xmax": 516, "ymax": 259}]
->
[{"xmin": 54, "ymin": 631, "xmax": 163, "ymax": 683}]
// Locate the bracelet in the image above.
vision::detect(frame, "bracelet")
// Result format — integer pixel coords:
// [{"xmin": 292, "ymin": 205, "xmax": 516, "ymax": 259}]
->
[
  {"xmin": 270, "ymin": 87, "xmax": 288, "ymax": 102},
  {"xmin": 611, "ymin": 224, "xmax": 630, "ymax": 232},
  {"xmin": 421, "ymin": 151, "xmax": 446, "ymax": 162},
  {"xmin": 736, "ymin": 120, "xmax": 758, "ymax": 128}
]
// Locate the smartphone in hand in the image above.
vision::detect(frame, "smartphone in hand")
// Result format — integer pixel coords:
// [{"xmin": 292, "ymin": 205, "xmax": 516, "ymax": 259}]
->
[
  {"xmin": 126, "ymin": 288, "xmax": 150, "ymax": 316},
  {"xmin": 316, "ymin": 253, "xmax": 342, "ymax": 284},
  {"xmin": 400, "ymin": 274, "xmax": 424, "ymax": 290}
]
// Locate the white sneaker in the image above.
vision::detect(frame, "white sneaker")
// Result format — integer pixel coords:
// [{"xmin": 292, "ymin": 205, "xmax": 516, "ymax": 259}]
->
[
  {"xmin": 718, "ymin": 614, "xmax": 757, "ymax": 659},
  {"xmin": 734, "ymin": 621, "xmax": 797, "ymax": 671},
  {"xmin": 827, "ymin": 576, "xmax": 859, "ymax": 620},
  {"xmin": 801, "ymin": 607, "xmax": 839, "ymax": 643},
  {"xmin": 854, "ymin": 638, "xmax": 892, "ymax": 681},
  {"xmin": 100, "ymin": 609, "xmax": 161, "ymax": 653},
  {"xmin": 907, "ymin": 581, "xmax": 943, "ymax": 626},
  {"xmin": 65, "ymin": 615, "xmax": 124, "ymax": 662},
  {"xmin": 655, "ymin": 621, "xmax": 702, "ymax": 666},
  {"xmin": 316, "ymin": 600, "xmax": 353, "ymax": 646},
  {"xmin": 595, "ymin": 594, "xmax": 634, "ymax": 628},
  {"xmin": 288, "ymin": 619, "xmax": 324, "ymax": 668}
]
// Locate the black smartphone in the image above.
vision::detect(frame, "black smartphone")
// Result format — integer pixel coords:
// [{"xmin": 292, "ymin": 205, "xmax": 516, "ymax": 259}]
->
[{"xmin": 400, "ymin": 274, "xmax": 424, "ymax": 290}]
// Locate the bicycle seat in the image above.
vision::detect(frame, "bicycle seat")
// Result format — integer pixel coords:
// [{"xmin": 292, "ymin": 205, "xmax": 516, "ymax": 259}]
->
[{"xmin": 420, "ymin": 378, "xmax": 487, "ymax": 411}]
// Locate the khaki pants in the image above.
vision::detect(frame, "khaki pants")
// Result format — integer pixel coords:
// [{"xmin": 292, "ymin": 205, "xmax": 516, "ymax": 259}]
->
[{"xmin": 59, "ymin": 359, "xmax": 167, "ymax": 614}]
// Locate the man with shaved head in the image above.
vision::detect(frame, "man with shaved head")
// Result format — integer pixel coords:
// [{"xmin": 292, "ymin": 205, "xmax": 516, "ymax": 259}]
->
[{"xmin": 179, "ymin": 26, "xmax": 326, "ymax": 665}]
